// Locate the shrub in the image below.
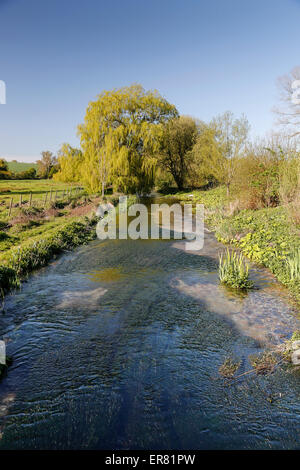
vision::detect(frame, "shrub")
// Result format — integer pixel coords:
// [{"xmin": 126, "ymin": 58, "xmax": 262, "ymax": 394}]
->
[{"xmin": 219, "ymin": 249, "xmax": 253, "ymax": 290}]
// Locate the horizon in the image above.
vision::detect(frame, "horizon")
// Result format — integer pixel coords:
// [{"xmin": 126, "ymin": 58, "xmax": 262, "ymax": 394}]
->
[{"xmin": 1, "ymin": 0, "xmax": 300, "ymax": 162}]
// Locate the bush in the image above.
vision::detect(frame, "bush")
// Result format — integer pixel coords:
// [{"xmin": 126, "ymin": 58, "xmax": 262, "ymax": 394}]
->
[{"xmin": 219, "ymin": 249, "xmax": 253, "ymax": 290}]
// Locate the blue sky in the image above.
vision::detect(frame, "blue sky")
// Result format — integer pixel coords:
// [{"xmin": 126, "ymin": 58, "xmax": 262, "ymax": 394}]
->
[{"xmin": 0, "ymin": 0, "xmax": 299, "ymax": 162}]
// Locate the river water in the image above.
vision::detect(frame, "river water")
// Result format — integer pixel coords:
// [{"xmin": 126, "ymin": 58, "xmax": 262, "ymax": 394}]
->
[{"xmin": 0, "ymin": 197, "xmax": 300, "ymax": 450}]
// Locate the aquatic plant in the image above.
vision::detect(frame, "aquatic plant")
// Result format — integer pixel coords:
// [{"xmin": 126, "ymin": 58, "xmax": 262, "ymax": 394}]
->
[
  {"xmin": 249, "ymin": 352, "xmax": 278, "ymax": 375},
  {"xmin": 286, "ymin": 249, "xmax": 300, "ymax": 282},
  {"xmin": 219, "ymin": 357, "xmax": 241, "ymax": 378},
  {"xmin": 219, "ymin": 249, "xmax": 253, "ymax": 290}
]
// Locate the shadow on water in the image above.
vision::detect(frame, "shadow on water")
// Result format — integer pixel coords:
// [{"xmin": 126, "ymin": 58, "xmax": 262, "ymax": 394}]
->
[{"xmin": 0, "ymin": 197, "xmax": 300, "ymax": 449}]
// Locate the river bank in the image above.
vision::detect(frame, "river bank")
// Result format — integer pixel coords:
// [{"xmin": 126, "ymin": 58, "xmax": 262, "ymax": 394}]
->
[
  {"xmin": 0, "ymin": 195, "xmax": 299, "ymax": 449},
  {"xmin": 0, "ymin": 192, "xmax": 136, "ymax": 296},
  {"xmin": 162, "ymin": 186, "xmax": 300, "ymax": 307}
]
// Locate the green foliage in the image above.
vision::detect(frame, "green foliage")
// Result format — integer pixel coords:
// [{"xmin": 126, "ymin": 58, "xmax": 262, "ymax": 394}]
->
[
  {"xmin": 172, "ymin": 185, "xmax": 300, "ymax": 302},
  {"xmin": 158, "ymin": 116, "xmax": 197, "ymax": 190},
  {"xmin": 188, "ymin": 124, "xmax": 223, "ymax": 188},
  {"xmin": 0, "ymin": 266, "xmax": 20, "ymax": 292},
  {"xmin": 291, "ymin": 330, "xmax": 300, "ymax": 341},
  {"xmin": 0, "ymin": 158, "xmax": 13, "ymax": 180},
  {"xmin": 54, "ymin": 144, "xmax": 83, "ymax": 183},
  {"xmin": 219, "ymin": 249, "xmax": 253, "ymax": 290},
  {"xmin": 286, "ymin": 249, "xmax": 300, "ymax": 282},
  {"xmin": 4, "ymin": 218, "xmax": 97, "ymax": 279},
  {"xmin": 78, "ymin": 84, "xmax": 178, "ymax": 194},
  {"xmin": 14, "ymin": 168, "xmax": 37, "ymax": 180},
  {"xmin": 37, "ymin": 151, "xmax": 58, "ymax": 179},
  {"xmin": 7, "ymin": 160, "xmax": 38, "ymax": 174}
]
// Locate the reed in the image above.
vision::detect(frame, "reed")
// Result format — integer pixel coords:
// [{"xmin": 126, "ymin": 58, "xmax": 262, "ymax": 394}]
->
[{"xmin": 219, "ymin": 249, "xmax": 253, "ymax": 290}]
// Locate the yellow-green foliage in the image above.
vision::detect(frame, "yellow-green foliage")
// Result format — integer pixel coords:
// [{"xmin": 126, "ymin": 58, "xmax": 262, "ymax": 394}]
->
[
  {"xmin": 219, "ymin": 249, "xmax": 253, "ymax": 290},
  {"xmin": 77, "ymin": 84, "xmax": 178, "ymax": 194},
  {"xmin": 158, "ymin": 116, "xmax": 197, "ymax": 190},
  {"xmin": 286, "ymin": 249, "xmax": 300, "ymax": 281},
  {"xmin": 54, "ymin": 144, "xmax": 83, "ymax": 183}
]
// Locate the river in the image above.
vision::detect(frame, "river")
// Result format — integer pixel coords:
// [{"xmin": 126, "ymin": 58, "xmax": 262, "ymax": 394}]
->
[{"xmin": 0, "ymin": 197, "xmax": 300, "ymax": 450}]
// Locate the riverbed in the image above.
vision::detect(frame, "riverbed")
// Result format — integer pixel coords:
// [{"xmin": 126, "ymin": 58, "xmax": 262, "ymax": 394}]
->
[{"xmin": 0, "ymin": 197, "xmax": 300, "ymax": 450}]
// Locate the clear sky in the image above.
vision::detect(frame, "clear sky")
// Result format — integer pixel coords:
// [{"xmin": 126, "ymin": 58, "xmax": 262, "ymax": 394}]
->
[{"xmin": 0, "ymin": 0, "xmax": 299, "ymax": 162}]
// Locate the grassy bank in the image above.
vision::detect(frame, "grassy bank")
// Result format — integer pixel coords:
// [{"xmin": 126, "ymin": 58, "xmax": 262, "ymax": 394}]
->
[
  {"xmin": 165, "ymin": 186, "xmax": 300, "ymax": 303},
  {"xmin": 0, "ymin": 180, "xmax": 136, "ymax": 295}
]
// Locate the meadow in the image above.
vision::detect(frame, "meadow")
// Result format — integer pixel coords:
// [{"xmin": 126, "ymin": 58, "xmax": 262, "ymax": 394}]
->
[{"xmin": 7, "ymin": 161, "xmax": 37, "ymax": 173}]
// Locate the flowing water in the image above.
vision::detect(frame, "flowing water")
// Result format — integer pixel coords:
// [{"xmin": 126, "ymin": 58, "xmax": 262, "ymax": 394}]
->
[{"xmin": 0, "ymin": 197, "xmax": 300, "ymax": 450}]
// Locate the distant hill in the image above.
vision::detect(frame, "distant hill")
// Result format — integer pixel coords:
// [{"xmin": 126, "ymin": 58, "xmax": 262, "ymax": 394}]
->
[{"xmin": 7, "ymin": 161, "xmax": 38, "ymax": 173}]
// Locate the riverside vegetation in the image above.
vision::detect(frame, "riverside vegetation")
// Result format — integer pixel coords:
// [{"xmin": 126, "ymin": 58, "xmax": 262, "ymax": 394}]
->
[
  {"xmin": 168, "ymin": 186, "xmax": 300, "ymax": 303},
  {"xmin": 0, "ymin": 180, "xmax": 129, "ymax": 297}
]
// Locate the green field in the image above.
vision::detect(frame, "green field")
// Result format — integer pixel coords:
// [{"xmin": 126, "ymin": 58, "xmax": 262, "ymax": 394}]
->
[
  {"xmin": 0, "ymin": 179, "xmax": 97, "ymax": 258},
  {"xmin": 0, "ymin": 179, "xmax": 75, "ymax": 206},
  {"xmin": 7, "ymin": 161, "xmax": 38, "ymax": 173}
]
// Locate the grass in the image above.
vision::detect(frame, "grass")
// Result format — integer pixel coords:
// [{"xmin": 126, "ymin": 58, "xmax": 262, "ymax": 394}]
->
[
  {"xmin": 0, "ymin": 181, "xmax": 137, "ymax": 294},
  {"xmin": 219, "ymin": 249, "xmax": 253, "ymax": 290},
  {"xmin": 0, "ymin": 180, "xmax": 98, "ymax": 292},
  {"xmin": 163, "ymin": 185, "xmax": 300, "ymax": 303},
  {"xmin": 7, "ymin": 161, "xmax": 38, "ymax": 173}
]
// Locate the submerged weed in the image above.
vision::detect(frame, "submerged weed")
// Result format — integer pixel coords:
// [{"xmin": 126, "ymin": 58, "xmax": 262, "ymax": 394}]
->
[
  {"xmin": 219, "ymin": 357, "xmax": 241, "ymax": 378},
  {"xmin": 249, "ymin": 352, "xmax": 278, "ymax": 375}
]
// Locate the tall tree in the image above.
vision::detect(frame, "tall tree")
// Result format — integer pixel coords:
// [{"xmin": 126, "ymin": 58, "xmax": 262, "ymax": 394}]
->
[
  {"xmin": 158, "ymin": 116, "xmax": 197, "ymax": 190},
  {"xmin": 0, "ymin": 158, "xmax": 11, "ymax": 179},
  {"xmin": 36, "ymin": 151, "xmax": 58, "ymax": 179},
  {"xmin": 211, "ymin": 111, "xmax": 250, "ymax": 195},
  {"xmin": 54, "ymin": 144, "xmax": 83, "ymax": 183},
  {"xmin": 274, "ymin": 66, "xmax": 300, "ymax": 139},
  {"xmin": 78, "ymin": 84, "xmax": 178, "ymax": 194},
  {"xmin": 188, "ymin": 123, "xmax": 223, "ymax": 188}
]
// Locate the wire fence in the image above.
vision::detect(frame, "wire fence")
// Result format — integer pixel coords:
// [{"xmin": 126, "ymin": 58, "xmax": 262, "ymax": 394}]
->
[{"xmin": 6, "ymin": 186, "xmax": 85, "ymax": 218}]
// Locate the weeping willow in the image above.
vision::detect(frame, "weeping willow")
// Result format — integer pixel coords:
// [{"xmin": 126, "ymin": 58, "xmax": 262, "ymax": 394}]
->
[
  {"xmin": 54, "ymin": 144, "xmax": 83, "ymax": 183},
  {"xmin": 77, "ymin": 84, "xmax": 178, "ymax": 194}
]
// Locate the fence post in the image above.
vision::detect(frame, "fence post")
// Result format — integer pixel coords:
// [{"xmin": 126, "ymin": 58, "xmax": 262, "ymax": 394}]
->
[
  {"xmin": 29, "ymin": 192, "xmax": 32, "ymax": 207},
  {"xmin": 44, "ymin": 192, "xmax": 48, "ymax": 207},
  {"xmin": 55, "ymin": 190, "xmax": 58, "ymax": 201},
  {"xmin": 20, "ymin": 194, "xmax": 22, "ymax": 207},
  {"xmin": 8, "ymin": 198, "xmax": 13, "ymax": 217},
  {"xmin": 49, "ymin": 190, "xmax": 52, "ymax": 202}
]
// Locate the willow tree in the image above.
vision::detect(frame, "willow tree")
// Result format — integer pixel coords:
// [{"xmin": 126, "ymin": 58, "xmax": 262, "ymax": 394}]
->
[
  {"xmin": 53, "ymin": 144, "xmax": 83, "ymax": 183},
  {"xmin": 78, "ymin": 84, "xmax": 178, "ymax": 194},
  {"xmin": 158, "ymin": 116, "xmax": 197, "ymax": 190}
]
